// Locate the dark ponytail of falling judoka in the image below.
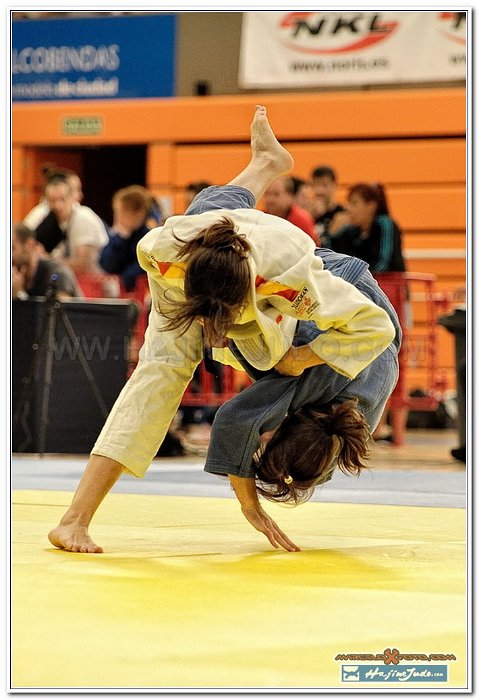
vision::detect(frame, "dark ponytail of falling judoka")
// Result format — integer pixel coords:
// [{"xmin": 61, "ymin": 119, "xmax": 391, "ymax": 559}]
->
[{"xmin": 255, "ymin": 400, "xmax": 372, "ymax": 505}]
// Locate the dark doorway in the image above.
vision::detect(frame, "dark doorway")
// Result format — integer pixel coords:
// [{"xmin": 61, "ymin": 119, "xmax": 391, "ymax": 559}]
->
[
  {"xmin": 82, "ymin": 145, "xmax": 147, "ymax": 225},
  {"xmin": 34, "ymin": 144, "xmax": 147, "ymax": 226}
]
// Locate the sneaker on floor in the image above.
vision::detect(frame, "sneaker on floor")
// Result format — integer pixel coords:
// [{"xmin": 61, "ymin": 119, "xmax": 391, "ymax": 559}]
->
[{"xmin": 451, "ymin": 446, "xmax": 466, "ymax": 464}]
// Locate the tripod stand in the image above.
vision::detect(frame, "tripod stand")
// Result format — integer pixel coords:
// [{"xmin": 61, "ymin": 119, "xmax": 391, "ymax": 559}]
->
[{"xmin": 13, "ymin": 279, "xmax": 109, "ymax": 455}]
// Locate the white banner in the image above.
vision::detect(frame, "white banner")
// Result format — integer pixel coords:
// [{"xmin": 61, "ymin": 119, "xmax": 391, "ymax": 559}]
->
[{"xmin": 239, "ymin": 11, "xmax": 467, "ymax": 88}]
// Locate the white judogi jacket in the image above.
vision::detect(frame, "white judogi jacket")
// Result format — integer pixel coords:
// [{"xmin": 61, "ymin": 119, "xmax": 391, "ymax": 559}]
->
[{"xmin": 93, "ymin": 208, "xmax": 395, "ymax": 477}]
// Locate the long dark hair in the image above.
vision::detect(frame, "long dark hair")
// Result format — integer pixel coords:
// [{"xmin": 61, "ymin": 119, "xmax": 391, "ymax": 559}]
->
[
  {"xmin": 348, "ymin": 182, "xmax": 390, "ymax": 217},
  {"xmin": 255, "ymin": 400, "xmax": 371, "ymax": 505},
  {"xmin": 160, "ymin": 217, "xmax": 251, "ymax": 346}
]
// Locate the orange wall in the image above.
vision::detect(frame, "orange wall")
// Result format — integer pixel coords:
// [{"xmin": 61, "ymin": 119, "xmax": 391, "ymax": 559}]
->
[
  {"xmin": 12, "ymin": 87, "xmax": 465, "ymax": 146},
  {"xmin": 12, "ymin": 86, "xmax": 466, "ymax": 392}
]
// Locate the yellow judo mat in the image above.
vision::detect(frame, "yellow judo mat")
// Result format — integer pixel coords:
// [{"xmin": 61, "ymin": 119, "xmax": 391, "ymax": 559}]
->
[{"xmin": 12, "ymin": 490, "xmax": 467, "ymax": 690}]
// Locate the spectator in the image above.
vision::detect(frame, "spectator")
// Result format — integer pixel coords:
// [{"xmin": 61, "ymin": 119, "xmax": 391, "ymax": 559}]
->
[
  {"xmin": 100, "ymin": 185, "xmax": 158, "ymax": 292},
  {"xmin": 31, "ymin": 175, "xmax": 109, "ymax": 275},
  {"xmin": 329, "ymin": 182, "xmax": 407, "ymax": 442},
  {"xmin": 145, "ymin": 196, "xmax": 164, "ymax": 230},
  {"xmin": 23, "ymin": 165, "xmax": 84, "ymax": 232},
  {"xmin": 263, "ymin": 176, "xmax": 316, "ymax": 242},
  {"xmin": 184, "ymin": 181, "xmax": 212, "ymax": 210},
  {"xmin": 311, "ymin": 165, "xmax": 345, "ymax": 245},
  {"xmin": 329, "ymin": 182, "xmax": 406, "ymax": 273},
  {"xmin": 291, "ymin": 176, "xmax": 314, "ymax": 215},
  {"xmin": 11, "ymin": 223, "xmax": 79, "ymax": 300}
]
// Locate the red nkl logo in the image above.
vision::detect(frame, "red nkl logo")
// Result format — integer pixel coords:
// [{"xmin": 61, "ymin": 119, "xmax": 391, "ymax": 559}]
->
[
  {"xmin": 438, "ymin": 11, "xmax": 466, "ymax": 45},
  {"xmin": 278, "ymin": 12, "xmax": 398, "ymax": 55}
]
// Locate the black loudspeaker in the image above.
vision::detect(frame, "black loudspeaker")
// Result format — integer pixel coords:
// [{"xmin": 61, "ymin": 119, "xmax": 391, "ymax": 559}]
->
[
  {"xmin": 195, "ymin": 80, "xmax": 210, "ymax": 96},
  {"xmin": 12, "ymin": 299, "xmax": 131, "ymax": 454}
]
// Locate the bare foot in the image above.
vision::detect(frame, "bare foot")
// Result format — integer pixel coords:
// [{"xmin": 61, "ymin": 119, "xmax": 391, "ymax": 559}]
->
[
  {"xmin": 48, "ymin": 524, "xmax": 103, "ymax": 553},
  {"xmin": 250, "ymin": 105, "xmax": 294, "ymax": 175}
]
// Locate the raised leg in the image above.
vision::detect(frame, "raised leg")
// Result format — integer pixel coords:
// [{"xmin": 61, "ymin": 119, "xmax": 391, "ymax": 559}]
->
[
  {"xmin": 227, "ymin": 105, "xmax": 294, "ymax": 202},
  {"xmin": 48, "ymin": 454, "xmax": 124, "ymax": 553}
]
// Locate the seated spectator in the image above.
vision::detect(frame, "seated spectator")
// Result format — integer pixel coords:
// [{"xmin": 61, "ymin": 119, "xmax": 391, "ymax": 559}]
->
[
  {"xmin": 329, "ymin": 182, "xmax": 406, "ymax": 273},
  {"xmin": 100, "ymin": 185, "xmax": 158, "ymax": 292},
  {"xmin": 145, "ymin": 196, "xmax": 165, "ymax": 230},
  {"xmin": 11, "ymin": 223, "xmax": 79, "ymax": 300},
  {"xmin": 27, "ymin": 174, "xmax": 108, "ymax": 276},
  {"xmin": 329, "ymin": 182, "xmax": 407, "ymax": 442},
  {"xmin": 263, "ymin": 176, "xmax": 316, "ymax": 242},
  {"xmin": 184, "ymin": 181, "xmax": 212, "ymax": 211},
  {"xmin": 291, "ymin": 176, "xmax": 314, "ymax": 215},
  {"xmin": 311, "ymin": 165, "xmax": 345, "ymax": 245},
  {"xmin": 23, "ymin": 164, "xmax": 85, "ymax": 232}
]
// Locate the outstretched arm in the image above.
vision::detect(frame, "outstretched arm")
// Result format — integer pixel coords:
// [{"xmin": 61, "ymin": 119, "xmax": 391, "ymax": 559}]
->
[{"xmin": 228, "ymin": 474, "xmax": 300, "ymax": 552}]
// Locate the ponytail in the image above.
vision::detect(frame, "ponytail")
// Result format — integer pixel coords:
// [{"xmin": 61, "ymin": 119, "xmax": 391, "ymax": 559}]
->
[
  {"xmin": 175, "ymin": 217, "xmax": 250, "ymax": 260},
  {"xmin": 321, "ymin": 400, "xmax": 371, "ymax": 476},
  {"xmin": 160, "ymin": 217, "xmax": 251, "ymax": 346},
  {"xmin": 255, "ymin": 399, "xmax": 371, "ymax": 505}
]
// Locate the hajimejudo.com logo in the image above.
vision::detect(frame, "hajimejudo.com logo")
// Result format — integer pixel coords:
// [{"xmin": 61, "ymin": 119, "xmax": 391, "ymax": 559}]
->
[{"xmin": 341, "ymin": 664, "xmax": 448, "ymax": 683}]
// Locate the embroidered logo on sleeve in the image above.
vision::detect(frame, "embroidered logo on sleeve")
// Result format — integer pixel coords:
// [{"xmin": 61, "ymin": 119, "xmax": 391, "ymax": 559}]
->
[{"xmin": 291, "ymin": 286, "xmax": 319, "ymax": 317}]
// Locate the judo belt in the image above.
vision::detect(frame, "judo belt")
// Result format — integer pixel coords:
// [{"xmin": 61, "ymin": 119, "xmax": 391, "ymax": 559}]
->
[
  {"xmin": 228, "ymin": 341, "xmax": 274, "ymax": 382},
  {"xmin": 202, "ymin": 344, "xmax": 221, "ymax": 377},
  {"xmin": 202, "ymin": 341, "xmax": 271, "ymax": 383}
]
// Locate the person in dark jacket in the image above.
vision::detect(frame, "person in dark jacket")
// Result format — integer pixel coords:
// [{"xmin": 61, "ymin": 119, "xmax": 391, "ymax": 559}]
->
[
  {"xmin": 12, "ymin": 223, "xmax": 79, "ymax": 300},
  {"xmin": 311, "ymin": 165, "xmax": 345, "ymax": 245},
  {"xmin": 100, "ymin": 185, "xmax": 162, "ymax": 292},
  {"xmin": 328, "ymin": 182, "xmax": 407, "ymax": 441},
  {"xmin": 327, "ymin": 182, "xmax": 406, "ymax": 273}
]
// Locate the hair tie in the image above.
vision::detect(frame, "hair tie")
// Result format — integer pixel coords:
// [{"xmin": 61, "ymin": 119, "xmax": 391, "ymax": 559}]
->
[
  {"xmin": 283, "ymin": 474, "xmax": 293, "ymax": 484},
  {"xmin": 323, "ymin": 419, "xmax": 336, "ymax": 437}
]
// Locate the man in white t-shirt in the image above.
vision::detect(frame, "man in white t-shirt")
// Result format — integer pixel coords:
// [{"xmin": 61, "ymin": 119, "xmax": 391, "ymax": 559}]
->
[
  {"xmin": 31, "ymin": 176, "xmax": 109, "ymax": 274},
  {"xmin": 23, "ymin": 171, "xmax": 85, "ymax": 232}
]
